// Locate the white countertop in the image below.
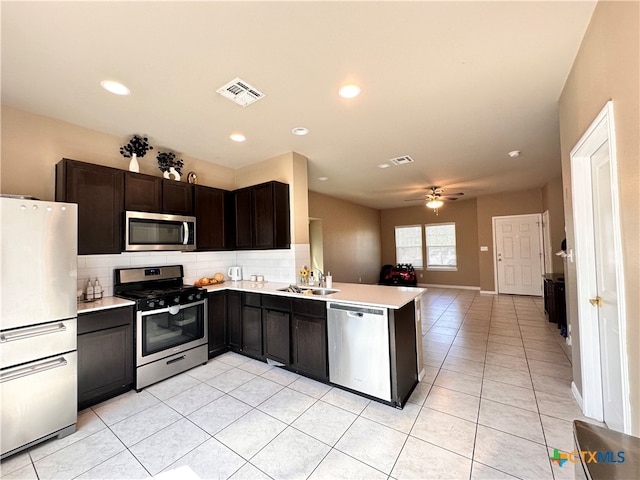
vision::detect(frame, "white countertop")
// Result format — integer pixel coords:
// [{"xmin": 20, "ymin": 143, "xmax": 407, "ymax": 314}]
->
[
  {"xmin": 77, "ymin": 296, "xmax": 135, "ymax": 314},
  {"xmin": 203, "ymin": 281, "xmax": 425, "ymax": 309}
]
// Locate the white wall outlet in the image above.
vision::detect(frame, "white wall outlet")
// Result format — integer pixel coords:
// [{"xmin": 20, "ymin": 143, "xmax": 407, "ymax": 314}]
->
[{"xmin": 480, "ymin": 246, "xmax": 489, "ymax": 251}]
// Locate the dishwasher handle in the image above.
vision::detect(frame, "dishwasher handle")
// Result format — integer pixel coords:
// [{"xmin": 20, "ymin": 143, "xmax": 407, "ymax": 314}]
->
[{"xmin": 327, "ymin": 303, "xmax": 385, "ymax": 316}]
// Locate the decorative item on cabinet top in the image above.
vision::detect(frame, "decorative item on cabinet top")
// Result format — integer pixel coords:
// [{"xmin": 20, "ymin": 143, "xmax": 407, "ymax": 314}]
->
[
  {"xmin": 156, "ymin": 151, "xmax": 184, "ymax": 181},
  {"xmin": 119, "ymin": 135, "xmax": 153, "ymax": 173}
]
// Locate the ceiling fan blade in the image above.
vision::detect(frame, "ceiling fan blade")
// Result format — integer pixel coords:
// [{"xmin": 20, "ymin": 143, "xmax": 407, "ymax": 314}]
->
[{"xmin": 404, "ymin": 198, "xmax": 425, "ymax": 202}]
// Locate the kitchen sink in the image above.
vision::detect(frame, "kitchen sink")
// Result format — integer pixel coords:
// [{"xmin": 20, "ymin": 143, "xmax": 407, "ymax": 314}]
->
[{"xmin": 277, "ymin": 286, "xmax": 339, "ymax": 296}]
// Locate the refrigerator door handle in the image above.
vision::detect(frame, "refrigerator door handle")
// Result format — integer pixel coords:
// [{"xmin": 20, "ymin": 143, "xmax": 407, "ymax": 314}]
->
[
  {"xmin": 0, "ymin": 322, "xmax": 67, "ymax": 343},
  {"xmin": 0, "ymin": 357, "xmax": 68, "ymax": 383}
]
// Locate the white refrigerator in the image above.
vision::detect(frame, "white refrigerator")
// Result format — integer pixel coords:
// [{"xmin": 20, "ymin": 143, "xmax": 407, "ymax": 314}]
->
[{"xmin": 0, "ymin": 196, "xmax": 78, "ymax": 459}]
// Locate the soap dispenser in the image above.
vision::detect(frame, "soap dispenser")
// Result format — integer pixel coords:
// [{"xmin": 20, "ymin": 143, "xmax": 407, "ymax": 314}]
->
[
  {"xmin": 86, "ymin": 279, "xmax": 94, "ymax": 301},
  {"xmin": 93, "ymin": 278, "xmax": 103, "ymax": 300}
]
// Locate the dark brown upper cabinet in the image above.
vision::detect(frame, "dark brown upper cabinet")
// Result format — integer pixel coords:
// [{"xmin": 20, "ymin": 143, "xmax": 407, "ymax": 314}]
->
[
  {"xmin": 56, "ymin": 159, "xmax": 124, "ymax": 255},
  {"xmin": 194, "ymin": 185, "xmax": 234, "ymax": 250},
  {"xmin": 162, "ymin": 179, "xmax": 193, "ymax": 215},
  {"xmin": 234, "ymin": 181, "xmax": 290, "ymax": 250},
  {"xmin": 124, "ymin": 172, "xmax": 162, "ymax": 212},
  {"xmin": 123, "ymin": 172, "xmax": 193, "ymax": 216}
]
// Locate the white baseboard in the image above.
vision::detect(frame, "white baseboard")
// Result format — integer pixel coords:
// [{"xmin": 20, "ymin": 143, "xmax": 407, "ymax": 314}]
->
[
  {"xmin": 480, "ymin": 290, "xmax": 497, "ymax": 295},
  {"xmin": 571, "ymin": 381, "xmax": 584, "ymax": 411},
  {"xmin": 419, "ymin": 283, "xmax": 480, "ymax": 291}
]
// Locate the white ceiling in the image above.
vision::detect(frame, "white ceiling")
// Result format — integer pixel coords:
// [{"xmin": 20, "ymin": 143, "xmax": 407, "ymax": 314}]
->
[{"xmin": 1, "ymin": 1, "xmax": 596, "ymax": 209}]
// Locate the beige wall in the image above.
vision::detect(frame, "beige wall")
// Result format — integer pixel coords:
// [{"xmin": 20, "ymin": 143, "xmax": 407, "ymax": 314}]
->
[
  {"xmin": 541, "ymin": 176, "xmax": 566, "ymax": 274},
  {"xmin": 308, "ymin": 191, "xmax": 381, "ymax": 284},
  {"xmin": 476, "ymin": 188, "xmax": 543, "ymax": 292},
  {"xmin": 558, "ymin": 0, "xmax": 640, "ymax": 434},
  {"xmin": 380, "ymin": 199, "xmax": 480, "ymax": 288},
  {"xmin": 0, "ymin": 106, "xmax": 236, "ymax": 200},
  {"xmin": 1, "ymin": 106, "xmax": 309, "ymax": 245}
]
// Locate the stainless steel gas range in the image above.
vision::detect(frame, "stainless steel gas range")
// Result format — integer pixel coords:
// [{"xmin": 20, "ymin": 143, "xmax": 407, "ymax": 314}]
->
[{"xmin": 114, "ymin": 265, "xmax": 208, "ymax": 390}]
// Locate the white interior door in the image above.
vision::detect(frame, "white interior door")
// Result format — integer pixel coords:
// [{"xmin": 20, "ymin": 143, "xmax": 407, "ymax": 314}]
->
[
  {"xmin": 494, "ymin": 214, "xmax": 543, "ymax": 296},
  {"xmin": 570, "ymin": 101, "xmax": 628, "ymax": 433},
  {"xmin": 591, "ymin": 140, "xmax": 624, "ymax": 432}
]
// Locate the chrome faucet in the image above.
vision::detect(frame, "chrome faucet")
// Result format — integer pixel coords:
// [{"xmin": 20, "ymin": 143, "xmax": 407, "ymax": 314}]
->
[{"xmin": 316, "ymin": 269, "xmax": 325, "ymax": 287}]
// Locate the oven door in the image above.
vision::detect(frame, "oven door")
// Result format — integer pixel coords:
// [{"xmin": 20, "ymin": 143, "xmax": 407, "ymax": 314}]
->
[{"xmin": 136, "ymin": 300, "xmax": 207, "ymax": 366}]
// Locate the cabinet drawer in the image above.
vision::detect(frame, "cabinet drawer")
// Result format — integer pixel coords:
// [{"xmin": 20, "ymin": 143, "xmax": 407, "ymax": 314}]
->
[
  {"xmin": 262, "ymin": 295, "xmax": 291, "ymax": 311},
  {"xmin": 292, "ymin": 298, "xmax": 326, "ymax": 318},
  {"xmin": 243, "ymin": 292, "xmax": 262, "ymax": 307},
  {"xmin": 78, "ymin": 306, "xmax": 134, "ymax": 334}
]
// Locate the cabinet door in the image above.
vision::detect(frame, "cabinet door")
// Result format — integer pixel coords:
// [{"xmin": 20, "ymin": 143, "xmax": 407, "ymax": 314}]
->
[
  {"xmin": 242, "ymin": 305, "xmax": 263, "ymax": 358},
  {"xmin": 124, "ymin": 172, "xmax": 162, "ymax": 212},
  {"xmin": 227, "ymin": 291, "xmax": 242, "ymax": 350},
  {"xmin": 195, "ymin": 185, "xmax": 231, "ymax": 250},
  {"xmin": 264, "ymin": 309, "xmax": 290, "ymax": 365},
  {"xmin": 273, "ymin": 181, "xmax": 291, "ymax": 249},
  {"xmin": 78, "ymin": 325, "xmax": 133, "ymax": 409},
  {"xmin": 234, "ymin": 187, "xmax": 252, "ymax": 249},
  {"xmin": 163, "ymin": 180, "xmax": 193, "ymax": 215},
  {"xmin": 208, "ymin": 291, "xmax": 227, "ymax": 358},
  {"xmin": 252, "ymin": 182, "xmax": 275, "ymax": 249},
  {"xmin": 292, "ymin": 314, "xmax": 327, "ymax": 380},
  {"xmin": 56, "ymin": 159, "xmax": 124, "ymax": 255}
]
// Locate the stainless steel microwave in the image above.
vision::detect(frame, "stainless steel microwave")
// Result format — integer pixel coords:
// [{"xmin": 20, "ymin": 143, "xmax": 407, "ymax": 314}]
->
[{"xmin": 124, "ymin": 211, "xmax": 196, "ymax": 251}]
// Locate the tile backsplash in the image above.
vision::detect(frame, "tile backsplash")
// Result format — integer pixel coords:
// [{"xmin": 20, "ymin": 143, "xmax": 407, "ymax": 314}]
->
[{"xmin": 78, "ymin": 244, "xmax": 310, "ymax": 297}]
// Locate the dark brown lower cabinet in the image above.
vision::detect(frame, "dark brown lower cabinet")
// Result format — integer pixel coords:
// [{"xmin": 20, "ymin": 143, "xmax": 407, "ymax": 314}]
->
[
  {"xmin": 207, "ymin": 291, "xmax": 228, "ymax": 358},
  {"xmin": 291, "ymin": 299, "xmax": 328, "ymax": 380},
  {"xmin": 264, "ymin": 309, "xmax": 290, "ymax": 365},
  {"xmin": 242, "ymin": 293, "xmax": 263, "ymax": 358},
  {"xmin": 227, "ymin": 291, "xmax": 242, "ymax": 351},
  {"xmin": 77, "ymin": 306, "xmax": 134, "ymax": 410}
]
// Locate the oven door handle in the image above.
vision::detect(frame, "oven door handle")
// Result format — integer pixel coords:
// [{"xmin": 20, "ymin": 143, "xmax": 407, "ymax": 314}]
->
[{"xmin": 182, "ymin": 222, "xmax": 189, "ymax": 245}]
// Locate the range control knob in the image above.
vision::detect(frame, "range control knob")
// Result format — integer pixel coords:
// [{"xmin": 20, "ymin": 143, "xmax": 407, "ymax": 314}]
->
[
  {"xmin": 187, "ymin": 294, "xmax": 194, "ymax": 301},
  {"xmin": 174, "ymin": 296, "xmax": 180, "ymax": 304},
  {"xmin": 158, "ymin": 299, "xmax": 165, "ymax": 307},
  {"xmin": 148, "ymin": 301, "xmax": 155, "ymax": 309}
]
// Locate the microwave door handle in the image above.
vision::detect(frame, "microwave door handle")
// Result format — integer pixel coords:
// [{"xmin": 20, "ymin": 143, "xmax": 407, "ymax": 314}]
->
[{"xmin": 182, "ymin": 222, "xmax": 189, "ymax": 245}]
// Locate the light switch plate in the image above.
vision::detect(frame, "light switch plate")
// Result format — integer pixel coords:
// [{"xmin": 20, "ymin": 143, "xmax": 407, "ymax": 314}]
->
[{"xmin": 480, "ymin": 246, "xmax": 489, "ymax": 251}]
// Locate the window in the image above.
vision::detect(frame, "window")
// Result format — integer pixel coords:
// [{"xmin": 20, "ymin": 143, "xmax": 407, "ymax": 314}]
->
[
  {"xmin": 425, "ymin": 223, "xmax": 457, "ymax": 269},
  {"xmin": 395, "ymin": 225, "xmax": 423, "ymax": 268}
]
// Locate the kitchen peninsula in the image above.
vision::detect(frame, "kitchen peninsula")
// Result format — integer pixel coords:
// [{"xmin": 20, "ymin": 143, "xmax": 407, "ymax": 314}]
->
[{"xmin": 204, "ymin": 281, "xmax": 425, "ymax": 408}]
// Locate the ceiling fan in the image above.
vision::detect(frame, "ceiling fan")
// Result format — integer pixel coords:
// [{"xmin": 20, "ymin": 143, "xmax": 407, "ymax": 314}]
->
[{"xmin": 405, "ymin": 186, "xmax": 464, "ymax": 211}]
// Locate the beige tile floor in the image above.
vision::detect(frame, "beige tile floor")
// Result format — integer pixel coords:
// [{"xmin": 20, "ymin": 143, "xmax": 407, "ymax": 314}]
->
[{"xmin": 1, "ymin": 289, "xmax": 596, "ymax": 480}]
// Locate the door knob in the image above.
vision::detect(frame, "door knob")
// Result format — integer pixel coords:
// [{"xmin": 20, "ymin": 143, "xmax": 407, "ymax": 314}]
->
[{"xmin": 589, "ymin": 296, "xmax": 603, "ymax": 307}]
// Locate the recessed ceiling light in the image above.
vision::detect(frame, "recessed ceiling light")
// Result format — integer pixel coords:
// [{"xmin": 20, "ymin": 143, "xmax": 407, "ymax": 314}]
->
[
  {"xmin": 377, "ymin": 163, "xmax": 390, "ymax": 169},
  {"xmin": 292, "ymin": 127, "xmax": 309, "ymax": 136},
  {"xmin": 100, "ymin": 80, "xmax": 130, "ymax": 95},
  {"xmin": 318, "ymin": 176, "xmax": 329, "ymax": 181},
  {"xmin": 508, "ymin": 150, "xmax": 521, "ymax": 158},
  {"xmin": 338, "ymin": 84, "xmax": 361, "ymax": 99},
  {"xmin": 230, "ymin": 133, "xmax": 246, "ymax": 142}
]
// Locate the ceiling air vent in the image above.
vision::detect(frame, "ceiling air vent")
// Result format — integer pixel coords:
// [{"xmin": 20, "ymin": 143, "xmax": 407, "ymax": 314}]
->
[
  {"xmin": 216, "ymin": 78, "xmax": 265, "ymax": 107},
  {"xmin": 389, "ymin": 155, "xmax": 415, "ymax": 166}
]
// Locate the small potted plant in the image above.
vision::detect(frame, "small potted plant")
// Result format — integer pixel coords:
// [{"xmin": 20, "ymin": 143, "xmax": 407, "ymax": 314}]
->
[
  {"xmin": 119, "ymin": 135, "xmax": 153, "ymax": 172},
  {"xmin": 156, "ymin": 151, "xmax": 184, "ymax": 181}
]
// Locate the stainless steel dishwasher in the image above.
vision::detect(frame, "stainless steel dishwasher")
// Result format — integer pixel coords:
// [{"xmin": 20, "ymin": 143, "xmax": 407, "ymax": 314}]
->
[{"xmin": 327, "ymin": 302, "xmax": 391, "ymax": 402}]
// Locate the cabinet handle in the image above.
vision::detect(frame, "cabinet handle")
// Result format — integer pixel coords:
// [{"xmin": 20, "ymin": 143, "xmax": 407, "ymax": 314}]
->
[{"xmin": 0, "ymin": 323, "xmax": 66, "ymax": 343}]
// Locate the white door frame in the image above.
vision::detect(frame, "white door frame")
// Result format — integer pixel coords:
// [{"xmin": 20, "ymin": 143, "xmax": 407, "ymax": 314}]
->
[
  {"xmin": 569, "ymin": 101, "xmax": 630, "ymax": 432},
  {"xmin": 542, "ymin": 210, "xmax": 553, "ymax": 274},
  {"xmin": 492, "ymin": 213, "xmax": 544, "ymax": 296}
]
